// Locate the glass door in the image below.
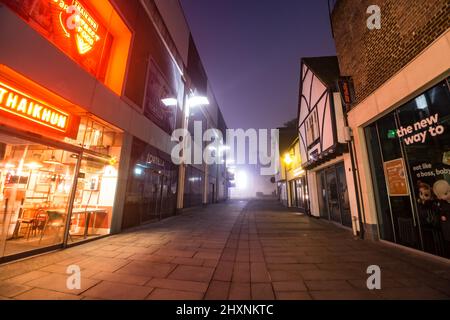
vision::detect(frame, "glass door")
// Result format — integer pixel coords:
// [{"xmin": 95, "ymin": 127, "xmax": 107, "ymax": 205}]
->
[
  {"xmin": 317, "ymin": 171, "xmax": 329, "ymax": 219},
  {"xmin": 295, "ymin": 179, "xmax": 303, "ymax": 209},
  {"xmin": 140, "ymin": 169, "xmax": 161, "ymax": 223},
  {"xmin": 336, "ymin": 163, "xmax": 352, "ymax": 228},
  {"xmin": 67, "ymin": 152, "xmax": 118, "ymax": 243},
  {"xmin": 325, "ymin": 167, "xmax": 342, "ymax": 224}
]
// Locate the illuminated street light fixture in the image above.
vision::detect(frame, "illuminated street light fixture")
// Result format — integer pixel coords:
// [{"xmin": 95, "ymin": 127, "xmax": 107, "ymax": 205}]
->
[
  {"xmin": 188, "ymin": 96, "xmax": 209, "ymax": 108},
  {"xmin": 283, "ymin": 153, "xmax": 293, "ymax": 206},
  {"xmin": 161, "ymin": 98, "xmax": 178, "ymax": 106},
  {"xmin": 283, "ymin": 153, "xmax": 293, "ymax": 165}
]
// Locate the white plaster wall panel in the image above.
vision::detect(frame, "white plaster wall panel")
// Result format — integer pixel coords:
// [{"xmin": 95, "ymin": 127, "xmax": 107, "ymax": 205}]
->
[
  {"xmin": 316, "ymin": 95, "xmax": 326, "ymax": 148},
  {"xmin": 302, "ymin": 64, "xmax": 307, "ymax": 79},
  {"xmin": 300, "ymin": 69, "xmax": 313, "ymax": 118},
  {"xmin": 321, "ymin": 97, "xmax": 334, "ymax": 151},
  {"xmin": 299, "ymin": 96, "xmax": 309, "ymax": 125},
  {"xmin": 310, "ymin": 75, "xmax": 327, "ymax": 108},
  {"xmin": 299, "ymin": 125, "xmax": 308, "ymax": 166},
  {"xmin": 154, "ymin": 0, "xmax": 190, "ymax": 66}
]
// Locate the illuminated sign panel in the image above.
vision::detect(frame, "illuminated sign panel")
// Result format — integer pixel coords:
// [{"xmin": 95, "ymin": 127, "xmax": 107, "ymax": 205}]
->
[
  {"xmin": 56, "ymin": 0, "xmax": 101, "ymax": 55},
  {"xmin": 3, "ymin": 0, "xmax": 112, "ymax": 80},
  {"xmin": 0, "ymin": 81, "xmax": 78, "ymax": 137}
]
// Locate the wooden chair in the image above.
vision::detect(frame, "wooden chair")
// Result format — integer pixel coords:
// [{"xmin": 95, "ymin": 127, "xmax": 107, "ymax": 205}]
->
[
  {"xmin": 39, "ymin": 210, "xmax": 65, "ymax": 244},
  {"xmin": 29, "ymin": 210, "xmax": 47, "ymax": 240}
]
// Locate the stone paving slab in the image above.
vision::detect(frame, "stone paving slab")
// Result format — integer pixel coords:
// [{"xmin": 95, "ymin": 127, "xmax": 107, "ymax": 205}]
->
[{"xmin": 0, "ymin": 200, "xmax": 449, "ymax": 300}]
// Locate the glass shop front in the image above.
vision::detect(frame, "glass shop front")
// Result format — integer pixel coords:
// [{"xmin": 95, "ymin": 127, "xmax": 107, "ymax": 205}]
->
[
  {"xmin": 122, "ymin": 137, "xmax": 178, "ymax": 229},
  {"xmin": 289, "ymin": 176, "xmax": 309, "ymax": 213},
  {"xmin": 0, "ymin": 79, "xmax": 122, "ymax": 262},
  {"xmin": 365, "ymin": 78, "xmax": 450, "ymax": 259},
  {"xmin": 316, "ymin": 162, "xmax": 352, "ymax": 228}
]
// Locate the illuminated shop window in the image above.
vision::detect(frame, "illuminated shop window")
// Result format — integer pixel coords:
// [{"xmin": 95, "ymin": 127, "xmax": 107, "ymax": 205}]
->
[{"xmin": 3, "ymin": 0, "xmax": 132, "ymax": 95}]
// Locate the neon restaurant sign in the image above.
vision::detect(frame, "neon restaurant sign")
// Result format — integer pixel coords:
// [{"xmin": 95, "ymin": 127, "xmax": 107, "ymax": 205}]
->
[
  {"xmin": 3, "ymin": 0, "xmax": 112, "ymax": 79},
  {"xmin": 54, "ymin": 0, "xmax": 101, "ymax": 55},
  {"xmin": 0, "ymin": 81, "xmax": 78, "ymax": 137}
]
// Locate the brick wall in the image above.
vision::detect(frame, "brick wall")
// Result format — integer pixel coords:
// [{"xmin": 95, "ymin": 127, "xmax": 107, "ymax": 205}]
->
[{"xmin": 332, "ymin": 0, "xmax": 450, "ymax": 106}]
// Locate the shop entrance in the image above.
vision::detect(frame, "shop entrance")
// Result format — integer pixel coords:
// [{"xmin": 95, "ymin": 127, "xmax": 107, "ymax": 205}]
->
[
  {"xmin": 317, "ymin": 162, "xmax": 352, "ymax": 228},
  {"xmin": 365, "ymin": 79, "xmax": 450, "ymax": 258},
  {"xmin": 291, "ymin": 176, "xmax": 309, "ymax": 213},
  {"xmin": 0, "ymin": 116, "xmax": 123, "ymax": 261},
  {"xmin": 139, "ymin": 169, "xmax": 172, "ymax": 223},
  {"xmin": 0, "ymin": 135, "xmax": 78, "ymax": 258},
  {"xmin": 122, "ymin": 137, "xmax": 178, "ymax": 229}
]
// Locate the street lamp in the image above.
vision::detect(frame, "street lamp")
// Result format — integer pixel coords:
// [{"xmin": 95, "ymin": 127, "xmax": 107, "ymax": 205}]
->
[
  {"xmin": 283, "ymin": 153, "xmax": 293, "ymax": 207},
  {"xmin": 161, "ymin": 98, "xmax": 178, "ymax": 106},
  {"xmin": 176, "ymin": 93, "xmax": 210, "ymax": 211},
  {"xmin": 188, "ymin": 96, "xmax": 209, "ymax": 108},
  {"xmin": 283, "ymin": 153, "xmax": 293, "ymax": 166}
]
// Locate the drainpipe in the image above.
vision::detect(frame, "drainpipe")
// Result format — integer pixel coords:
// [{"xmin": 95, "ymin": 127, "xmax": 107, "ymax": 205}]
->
[{"xmin": 345, "ymin": 123, "xmax": 365, "ymax": 239}]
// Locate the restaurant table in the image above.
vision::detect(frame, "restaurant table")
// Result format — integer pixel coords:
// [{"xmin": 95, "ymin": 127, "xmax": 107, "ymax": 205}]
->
[{"xmin": 47, "ymin": 208, "xmax": 107, "ymax": 239}]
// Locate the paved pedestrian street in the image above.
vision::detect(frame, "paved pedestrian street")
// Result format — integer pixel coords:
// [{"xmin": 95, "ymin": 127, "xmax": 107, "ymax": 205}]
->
[{"xmin": 0, "ymin": 200, "xmax": 449, "ymax": 300}]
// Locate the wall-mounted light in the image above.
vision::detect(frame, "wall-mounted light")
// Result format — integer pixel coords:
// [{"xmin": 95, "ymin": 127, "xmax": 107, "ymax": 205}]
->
[
  {"xmin": 134, "ymin": 167, "xmax": 143, "ymax": 176},
  {"xmin": 161, "ymin": 98, "xmax": 178, "ymax": 107},
  {"xmin": 283, "ymin": 153, "xmax": 293, "ymax": 165},
  {"xmin": 188, "ymin": 96, "xmax": 209, "ymax": 108}
]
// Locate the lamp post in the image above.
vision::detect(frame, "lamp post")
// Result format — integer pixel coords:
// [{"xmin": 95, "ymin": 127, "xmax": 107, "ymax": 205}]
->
[
  {"xmin": 176, "ymin": 92, "xmax": 209, "ymax": 212},
  {"xmin": 283, "ymin": 153, "xmax": 293, "ymax": 207}
]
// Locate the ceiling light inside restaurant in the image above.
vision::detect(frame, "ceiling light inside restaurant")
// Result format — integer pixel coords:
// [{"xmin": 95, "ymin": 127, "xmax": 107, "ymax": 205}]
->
[
  {"xmin": 25, "ymin": 162, "xmax": 43, "ymax": 169},
  {"xmin": 3, "ymin": 163, "xmax": 15, "ymax": 169},
  {"xmin": 43, "ymin": 156, "xmax": 62, "ymax": 165}
]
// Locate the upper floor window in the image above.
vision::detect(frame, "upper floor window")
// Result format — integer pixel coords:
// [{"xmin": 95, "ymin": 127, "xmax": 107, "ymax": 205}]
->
[{"xmin": 306, "ymin": 110, "xmax": 320, "ymax": 147}]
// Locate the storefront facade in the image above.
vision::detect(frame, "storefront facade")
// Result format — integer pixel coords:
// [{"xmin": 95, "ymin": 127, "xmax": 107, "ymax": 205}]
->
[
  {"xmin": 0, "ymin": 0, "xmax": 230, "ymax": 262},
  {"xmin": 0, "ymin": 67, "xmax": 124, "ymax": 261},
  {"xmin": 0, "ymin": 0, "xmax": 135, "ymax": 262},
  {"xmin": 122, "ymin": 137, "xmax": 178, "ymax": 229},
  {"xmin": 315, "ymin": 161, "xmax": 351, "ymax": 228},
  {"xmin": 364, "ymin": 79, "xmax": 450, "ymax": 258},
  {"xmin": 0, "ymin": 0, "xmax": 201, "ymax": 262},
  {"xmin": 331, "ymin": 0, "xmax": 450, "ymax": 259},
  {"xmin": 284, "ymin": 139, "xmax": 309, "ymax": 213},
  {"xmin": 297, "ymin": 56, "xmax": 358, "ymax": 232}
]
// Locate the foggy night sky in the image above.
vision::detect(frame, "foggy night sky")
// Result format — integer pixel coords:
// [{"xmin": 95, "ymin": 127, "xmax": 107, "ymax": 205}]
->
[{"xmin": 180, "ymin": 0, "xmax": 336, "ymax": 130}]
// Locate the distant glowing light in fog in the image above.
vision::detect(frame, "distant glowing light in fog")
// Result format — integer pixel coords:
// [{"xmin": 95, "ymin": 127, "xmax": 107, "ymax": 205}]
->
[{"xmin": 236, "ymin": 171, "xmax": 248, "ymax": 189}]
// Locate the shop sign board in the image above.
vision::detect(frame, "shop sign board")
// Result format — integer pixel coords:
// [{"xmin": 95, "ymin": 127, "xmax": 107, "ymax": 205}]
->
[
  {"xmin": 338, "ymin": 76, "xmax": 355, "ymax": 111},
  {"xmin": 384, "ymin": 158, "xmax": 409, "ymax": 196},
  {"xmin": 3, "ymin": 0, "xmax": 112, "ymax": 80},
  {"xmin": 0, "ymin": 81, "xmax": 80, "ymax": 138},
  {"xmin": 396, "ymin": 113, "xmax": 445, "ymax": 145}
]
